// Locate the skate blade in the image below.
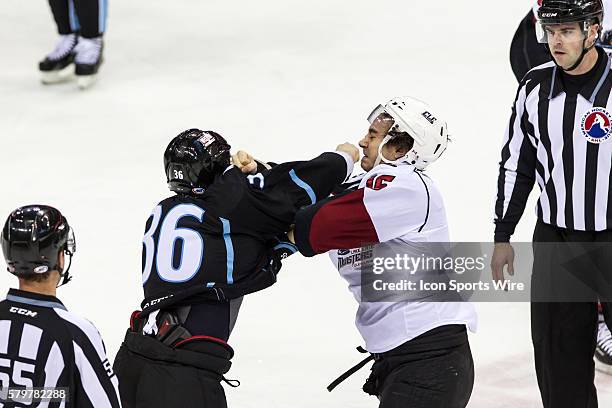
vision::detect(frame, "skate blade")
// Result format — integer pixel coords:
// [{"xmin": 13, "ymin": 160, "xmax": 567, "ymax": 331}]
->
[
  {"xmin": 77, "ymin": 74, "xmax": 98, "ymax": 90},
  {"xmin": 595, "ymin": 358, "xmax": 612, "ymax": 375},
  {"xmin": 40, "ymin": 64, "xmax": 75, "ymax": 84}
]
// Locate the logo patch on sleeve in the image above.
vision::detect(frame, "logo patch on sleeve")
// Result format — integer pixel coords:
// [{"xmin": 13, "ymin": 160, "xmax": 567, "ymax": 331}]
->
[{"xmin": 581, "ymin": 108, "xmax": 612, "ymax": 144}]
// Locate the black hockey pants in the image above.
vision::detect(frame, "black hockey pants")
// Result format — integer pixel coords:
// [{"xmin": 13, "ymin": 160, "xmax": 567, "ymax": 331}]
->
[
  {"xmin": 113, "ymin": 330, "xmax": 234, "ymax": 408},
  {"xmin": 339, "ymin": 325, "xmax": 474, "ymax": 408},
  {"xmin": 373, "ymin": 325, "xmax": 473, "ymax": 408}
]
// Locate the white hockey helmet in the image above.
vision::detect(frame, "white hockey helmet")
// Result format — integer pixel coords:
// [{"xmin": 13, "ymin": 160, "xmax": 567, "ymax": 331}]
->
[{"xmin": 367, "ymin": 96, "xmax": 450, "ymax": 170}]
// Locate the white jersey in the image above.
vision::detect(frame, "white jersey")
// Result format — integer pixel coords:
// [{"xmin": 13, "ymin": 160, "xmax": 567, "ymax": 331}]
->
[{"xmin": 294, "ymin": 163, "xmax": 477, "ymax": 353}]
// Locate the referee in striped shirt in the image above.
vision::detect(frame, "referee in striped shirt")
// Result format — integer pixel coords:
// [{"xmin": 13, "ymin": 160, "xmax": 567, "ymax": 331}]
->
[
  {"xmin": 0, "ymin": 205, "xmax": 121, "ymax": 407},
  {"xmin": 492, "ymin": 0, "xmax": 612, "ymax": 406}
]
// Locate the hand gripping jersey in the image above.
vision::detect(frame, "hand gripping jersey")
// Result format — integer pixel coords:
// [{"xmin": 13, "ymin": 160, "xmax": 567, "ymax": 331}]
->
[
  {"xmin": 141, "ymin": 152, "xmax": 353, "ymax": 314},
  {"xmin": 294, "ymin": 163, "xmax": 477, "ymax": 353}
]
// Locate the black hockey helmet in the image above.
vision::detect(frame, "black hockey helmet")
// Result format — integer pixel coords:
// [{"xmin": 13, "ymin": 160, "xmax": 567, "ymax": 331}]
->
[
  {"xmin": 1, "ymin": 205, "xmax": 76, "ymax": 286},
  {"xmin": 537, "ymin": 0, "xmax": 603, "ymax": 25},
  {"xmin": 537, "ymin": 0, "xmax": 604, "ymax": 71},
  {"xmin": 164, "ymin": 129, "xmax": 232, "ymax": 194}
]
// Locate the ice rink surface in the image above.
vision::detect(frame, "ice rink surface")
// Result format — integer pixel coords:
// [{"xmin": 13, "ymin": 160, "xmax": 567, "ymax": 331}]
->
[{"xmin": 1, "ymin": 0, "xmax": 612, "ymax": 406}]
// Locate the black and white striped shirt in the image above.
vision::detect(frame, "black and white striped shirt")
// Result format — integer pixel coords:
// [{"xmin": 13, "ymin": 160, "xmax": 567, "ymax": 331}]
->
[
  {"xmin": 495, "ymin": 48, "xmax": 612, "ymax": 242},
  {"xmin": 0, "ymin": 289, "xmax": 121, "ymax": 407}
]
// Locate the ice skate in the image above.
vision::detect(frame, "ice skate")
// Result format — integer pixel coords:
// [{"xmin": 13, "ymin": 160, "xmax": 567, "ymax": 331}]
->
[
  {"xmin": 39, "ymin": 34, "xmax": 77, "ymax": 84},
  {"xmin": 74, "ymin": 37, "xmax": 104, "ymax": 89},
  {"xmin": 595, "ymin": 320, "xmax": 612, "ymax": 375}
]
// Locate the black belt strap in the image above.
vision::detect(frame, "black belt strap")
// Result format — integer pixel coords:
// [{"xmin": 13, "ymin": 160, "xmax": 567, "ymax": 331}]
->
[
  {"xmin": 327, "ymin": 346, "xmax": 374, "ymax": 392},
  {"xmin": 222, "ymin": 376, "xmax": 240, "ymax": 387}
]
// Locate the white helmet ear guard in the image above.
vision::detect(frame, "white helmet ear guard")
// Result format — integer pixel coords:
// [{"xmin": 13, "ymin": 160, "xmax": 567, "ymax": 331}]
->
[{"xmin": 367, "ymin": 96, "xmax": 450, "ymax": 170}]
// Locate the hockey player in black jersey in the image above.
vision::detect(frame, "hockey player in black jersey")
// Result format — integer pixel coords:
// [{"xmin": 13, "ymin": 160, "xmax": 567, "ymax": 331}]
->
[
  {"xmin": 509, "ymin": 3, "xmax": 551, "ymax": 82},
  {"xmin": 113, "ymin": 129, "xmax": 358, "ymax": 408},
  {"xmin": 0, "ymin": 205, "xmax": 121, "ymax": 407}
]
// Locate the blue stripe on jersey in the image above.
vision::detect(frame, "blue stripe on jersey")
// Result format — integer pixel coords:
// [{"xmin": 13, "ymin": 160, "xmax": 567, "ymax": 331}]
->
[
  {"xmin": 68, "ymin": 0, "xmax": 80, "ymax": 32},
  {"xmin": 220, "ymin": 218, "xmax": 235, "ymax": 284},
  {"xmin": 289, "ymin": 169, "xmax": 316, "ymax": 205},
  {"xmin": 99, "ymin": 0, "xmax": 108, "ymax": 33},
  {"xmin": 6, "ymin": 295, "xmax": 67, "ymax": 311}
]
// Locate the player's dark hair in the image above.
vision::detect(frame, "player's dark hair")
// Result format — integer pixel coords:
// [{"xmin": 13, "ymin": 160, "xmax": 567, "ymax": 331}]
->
[
  {"xmin": 378, "ymin": 112, "xmax": 415, "ymax": 152},
  {"xmin": 19, "ymin": 271, "xmax": 52, "ymax": 283},
  {"xmin": 387, "ymin": 131, "xmax": 415, "ymax": 152}
]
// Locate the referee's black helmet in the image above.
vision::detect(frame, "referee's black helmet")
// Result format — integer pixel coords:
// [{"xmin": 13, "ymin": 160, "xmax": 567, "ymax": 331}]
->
[
  {"xmin": 1, "ymin": 205, "xmax": 75, "ymax": 280},
  {"xmin": 538, "ymin": 0, "xmax": 603, "ymax": 26}
]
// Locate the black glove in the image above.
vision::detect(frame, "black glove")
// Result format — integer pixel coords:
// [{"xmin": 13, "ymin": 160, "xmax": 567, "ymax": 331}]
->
[
  {"xmin": 272, "ymin": 233, "xmax": 298, "ymax": 260},
  {"xmin": 262, "ymin": 233, "xmax": 298, "ymax": 278},
  {"xmin": 264, "ymin": 250, "xmax": 283, "ymax": 278}
]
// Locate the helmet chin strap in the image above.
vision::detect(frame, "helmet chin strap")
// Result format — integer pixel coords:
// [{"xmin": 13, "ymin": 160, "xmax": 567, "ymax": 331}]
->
[
  {"xmin": 372, "ymin": 134, "xmax": 394, "ymax": 167},
  {"xmin": 562, "ymin": 31, "xmax": 595, "ymax": 72},
  {"xmin": 56, "ymin": 250, "xmax": 74, "ymax": 288},
  {"xmin": 372, "ymin": 134, "xmax": 410, "ymax": 167}
]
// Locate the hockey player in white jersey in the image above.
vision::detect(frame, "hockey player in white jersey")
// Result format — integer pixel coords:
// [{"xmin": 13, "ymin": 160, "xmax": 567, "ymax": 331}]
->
[{"xmin": 289, "ymin": 97, "xmax": 477, "ymax": 408}]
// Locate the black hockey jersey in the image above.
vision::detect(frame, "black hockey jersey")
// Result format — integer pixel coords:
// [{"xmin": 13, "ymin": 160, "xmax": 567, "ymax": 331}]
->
[
  {"xmin": 140, "ymin": 152, "xmax": 351, "ymax": 313},
  {"xmin": 0, "ymin": 289, "xmax": 121, "ymax": 408}
]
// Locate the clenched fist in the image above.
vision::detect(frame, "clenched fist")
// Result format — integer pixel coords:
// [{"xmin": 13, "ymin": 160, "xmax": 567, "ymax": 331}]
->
[
  {"xmin": 336, "ymin": 143, "xmax": 360, "ymax": 163},
  {"xmin": 232, "ymin": 150, "xmax": 258, "ymax": 174}
]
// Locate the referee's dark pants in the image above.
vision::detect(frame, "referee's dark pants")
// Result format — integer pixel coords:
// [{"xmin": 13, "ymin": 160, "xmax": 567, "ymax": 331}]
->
[{"xmin": 531, "ymin": 220, "xmax": 612, "ymax": 408}]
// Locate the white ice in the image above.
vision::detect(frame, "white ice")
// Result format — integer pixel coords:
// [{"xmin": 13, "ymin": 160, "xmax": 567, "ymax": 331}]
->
[{"xmin": 1, "ymin": 0, "xmax": 611, "ymax": 406}]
